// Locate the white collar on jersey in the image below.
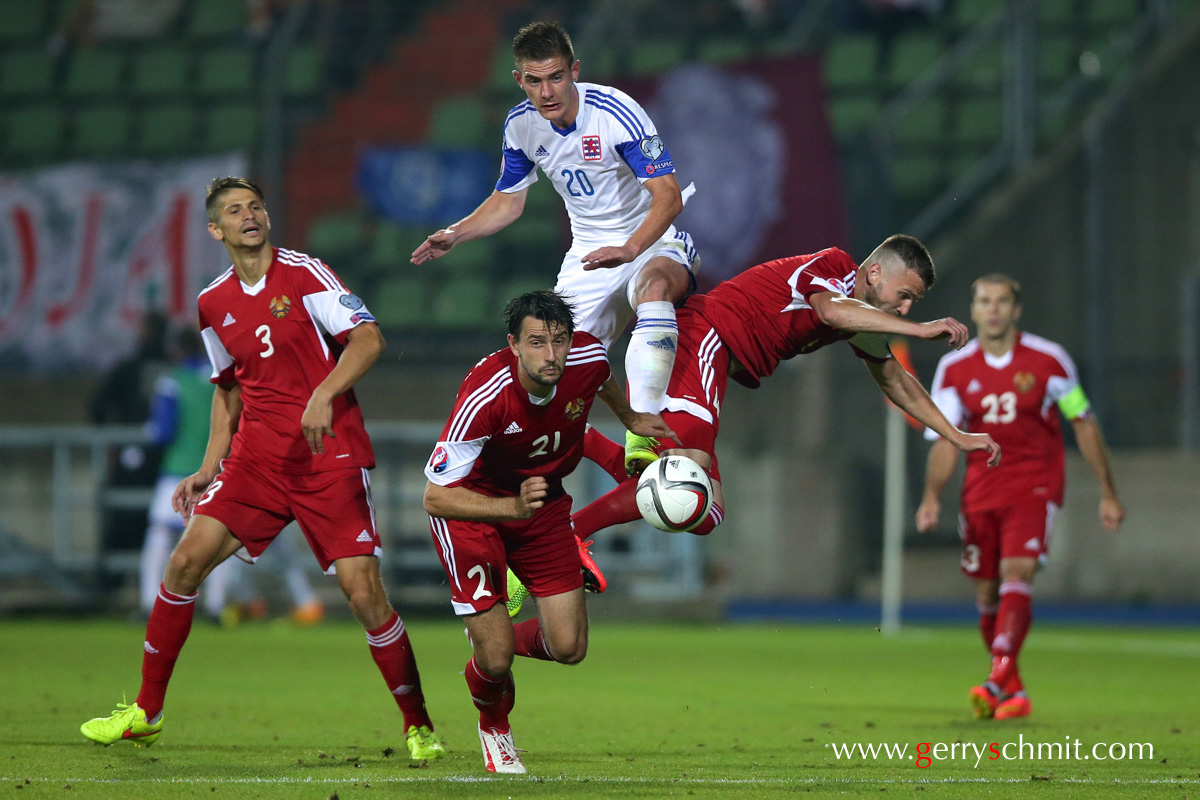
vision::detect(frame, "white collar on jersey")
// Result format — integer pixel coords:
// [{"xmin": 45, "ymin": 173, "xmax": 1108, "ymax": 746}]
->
[
  {"xmin": 527, "ymin": 385, "xmax": 557, "ymax": 406},
  {"xmin": 240, "ymin": 272, "xmax": 268, "ymax": 296},
  {"xmin": 983, "ymin": 348, "xmax": 1015, "ymax": 369}
]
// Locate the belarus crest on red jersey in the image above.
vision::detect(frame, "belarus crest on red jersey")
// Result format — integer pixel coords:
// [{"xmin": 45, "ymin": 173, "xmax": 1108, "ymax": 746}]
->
[
  {"xmin": 1013, "ymin": 371, "xmax": 1037, "ymax": 393},
  {"xmin": 582, "ymin": 135, "xmax": 601, "ymax": 161},
  {"xmin": 565, "ymin": 397, "xmax": 586, "ymax": 420},
  {"xmin": 269, "ymin": 295, "xmax": 291, "ymax": 319}
]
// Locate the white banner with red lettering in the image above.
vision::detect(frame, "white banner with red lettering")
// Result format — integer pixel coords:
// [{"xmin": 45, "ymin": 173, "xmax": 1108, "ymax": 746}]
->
[{"xmin": 0, "ymin": 154, "xmax": 246, "ymax": 372}]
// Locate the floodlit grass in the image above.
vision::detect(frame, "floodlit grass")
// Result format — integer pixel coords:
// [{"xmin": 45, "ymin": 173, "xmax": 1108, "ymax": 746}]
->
[{"xmin": 1, "ymin": 618, "xmax": 1197, "ymax": 798}]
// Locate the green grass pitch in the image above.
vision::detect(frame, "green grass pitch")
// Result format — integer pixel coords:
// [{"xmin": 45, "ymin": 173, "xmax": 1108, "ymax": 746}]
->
[{"xmin": 1, "ymin": 617, "xmax": 1197, "ymax": 798}]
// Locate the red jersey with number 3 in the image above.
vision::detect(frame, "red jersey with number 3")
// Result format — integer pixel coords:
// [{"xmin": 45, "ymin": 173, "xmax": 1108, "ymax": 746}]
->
[
  {"xmin": 687, "ymin": 248, "xmax": 892, "ymax": 388},
  {"xmin": 425, "ymin": 333, "xmax": 611, "ymax": 499},
  {"xmin": 197, "ymin": 247, "xmax": 376, "ymax": 475},
  {"xmin": 926, "ymin": 332, "xmax": 1086, "ymax": 512}
]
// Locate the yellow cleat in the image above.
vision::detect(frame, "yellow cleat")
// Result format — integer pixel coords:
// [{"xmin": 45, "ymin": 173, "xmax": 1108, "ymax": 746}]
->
[
  {"xmin": 81, "ymin": 702, "xmax": 162, "ymax": 747},
  {"xmin": 624, "ymin": 431, "xmax": 659, "ymax": 476},
  {"xmin": 405, "ymin": 724, "xmax": 446, "ymax": 761}
]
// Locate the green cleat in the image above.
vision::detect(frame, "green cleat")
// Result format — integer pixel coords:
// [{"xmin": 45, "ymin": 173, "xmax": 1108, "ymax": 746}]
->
[
  {"xmin": 405, "ymin": 724, "xmax": 446, "ymax": 761},
  {"xmin": 624, "ymin": 431, "xmax": 660, "ymax": 476},
  {"xmin": 81, "ymin": 702, "xmax": 162, "ymax": 747},
  {"xmin": 505, "ymin": 568, "xmax": 529, "ymax": 618}
]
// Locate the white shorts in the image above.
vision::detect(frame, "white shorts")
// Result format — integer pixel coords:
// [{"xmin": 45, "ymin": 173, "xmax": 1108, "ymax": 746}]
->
[
  {"xmin": 148, "ymin": 475, "xmax": 186, "ymax": 530},
  {"xmin": 554, "ymin": 226, "xmax": 699, "ymax": 348}
]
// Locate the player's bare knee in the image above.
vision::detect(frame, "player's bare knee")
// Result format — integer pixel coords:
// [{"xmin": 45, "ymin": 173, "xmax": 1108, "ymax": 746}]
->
[
  {"xmin": 164, "ymin": 551, "xmax": 207, "ymax": 593},
  {"xmin": 635, "ymin": 259, "xmax": 688, "ymax": 305},
  {"xmin": 473, "ymin": 644, "xmax": 515, "ymax": 678},
  {"xmin": 545, "ymin": 629, "xmax": 588, "ymax": 664}
]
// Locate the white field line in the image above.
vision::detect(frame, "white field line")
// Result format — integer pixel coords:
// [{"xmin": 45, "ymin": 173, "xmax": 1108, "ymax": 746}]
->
[{"xmin": 4, "ymin": 776, "xmax": 1198, "ymax": 786}]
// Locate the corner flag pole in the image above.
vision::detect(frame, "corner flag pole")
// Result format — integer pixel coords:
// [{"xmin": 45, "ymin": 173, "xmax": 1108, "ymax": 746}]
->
[{"xmin": 881, "ymin": 339, "xmax": 922, "ymax": 636}]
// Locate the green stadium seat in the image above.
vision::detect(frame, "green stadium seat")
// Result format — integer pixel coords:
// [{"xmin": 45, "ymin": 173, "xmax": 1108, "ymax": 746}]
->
[
  {"xmin": 952, "ymin": 0, "xmax": 1004, "ymax": 28},
  {"xmin": 892, "ymin": 96, "xmax": 947, "ymax": 147},
  {"xmin": 368, "ymin": 276, "xmax": 428, "ymax": 329},
  {"xmin": 697, "ymin": 37, "xmax": 752, "ymax": 64},
  {"xmin": 490, "ymin": 45, "xmax": 518, "ymax": 91},
  {"xmin": 628, "ymin": 40, "xmax": 686, "ymax": 77},
  {"xmin": 431, "ymin": 278, "xmax": 494, "ymax": 329},
  {"xmin": 954, "ymin": 97, "xmax": 1004, "ymax": 145},
  {"xmin": 306, "ymin": 210, "xmax": 368, "ymax": 264},
  {"xmin": 1038, "ymin": 36, "xmax": 1081, "ymax": 84},
  {"xmin": 203, "ymin": 103, "xmax": 260, "ymax": 152},
  {"xmin": 1038, "ymin": 2, "xmax": 1077, "ymax": 28},
  {"xmin": 138, "ymin": 104, "xmax": 198, "ymax": 155},
  {"xmin": 1090, "ymin": 0, "xmax": 1140, "ymax": 28},
  {"xmin": 0, "ymin": 0, "xmax": 49, "ymax": 41},
  {"xmin": 496, "ymin": 214, "xmax": 564, "ymax": 255},
  {"xmin": 5, "ymin": 105, "xmax": 66, "ymax": 157},
  {"xmin": 72, "ymin": 106, "xmax": 132, "ymax": 157},
  {"xmin": 132, "ymin": 48, "xmax": 190, "ymax": 97},
  {"xmin": 437, "ymin": 237, "xmax": 497, "ymax": 277},
  {"xmin": 522, "ymin": 179, "xmax": 560, "ymax": 216},
  {"xmin": 955, "ymin": 41, "xmax": 1003, "ymax": 92},
  {"xmin": 285, "ymin": 44, "xmax": 322, "ymax": 95},
  {"xmin": 889, "ymin": 33, "xmax": 945, "ymax": 87},
  {"xmin": 823, "ymin": 35, "xmax": 878, "ymax": 90},
  {"xmin": 0, "ymin": 50, "xmax": 56, "ymax": 98},
  {"xmin": 63, "ymin": 49, "xmax": 125, "ymax": 98},
  {"xmin": 196, "ymin": 48, "xmax": 255, "ymax": 96},
  {"xmin": 495, "ymin": 276, "xmax": 552, "ymax": 314},
  {"xmin": 427, "ymin": 96, "xmax": 490, "ymax": 148},
  {"xmin": 185, "ymin": 0, "xmax": 246, "ymax": 38},
  {"xmin": 890, "ymin": 153, "xmax": 942, "ymax": 199},
  {"xmin": 829, "ymin": 96, "xmax": 879, "ymax": 142}
]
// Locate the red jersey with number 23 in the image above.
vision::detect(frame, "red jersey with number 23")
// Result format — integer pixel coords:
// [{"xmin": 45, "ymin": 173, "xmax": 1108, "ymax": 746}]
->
[
  {"xmin": 197, "ymin": 247, "xmax": 376, "ymax": 475},
  {"xmin": 926, "ymin": 332, "xmax": 1086, "ymax": 512},
  {"xmin": 425, "ymin": 333, "xmax": 610, "ymax": 499},
  {"xmin": 687, "ymin": 248, "xmax": 892, "ymax": 388}
]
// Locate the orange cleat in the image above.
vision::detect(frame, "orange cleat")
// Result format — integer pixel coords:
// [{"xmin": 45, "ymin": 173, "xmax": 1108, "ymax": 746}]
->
[
  {"xmin": 995, "ymin": 693, "xmax": 1031, "ymax": 720},
  {"xmin": 577, "ymin": 537, "xmax": 607, "ymax": 594},
  {"xmin": 291, "ymin": 599, "xmax": 326, "ymax": 626},
  {"xmin": 969, "ymin": 683, "xmax": 1002, "ymax": 719}
]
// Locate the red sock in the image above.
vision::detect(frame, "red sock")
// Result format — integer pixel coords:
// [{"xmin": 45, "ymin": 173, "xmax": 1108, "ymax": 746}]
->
[
  {"xmin": 987, "ymin": 581, "xmax": 1032, "ymax": 687},
  {"xmin": 977, "ymin": 601, "xmax": 999, "ymax": 651},
  {"xmin": 367, "ymin": 612, "xmax": 433, "ymax": 730},
  {"xmin": 465, "ymin": 657, "xmax": 514, "ymax": 732},
  {"xmin": 584, "ymin": 425, "xmax": 627, "ymax": 484},
  {"xmin": 687, "ymin": 503, "xmax": 724, "ymax": 536},
  {"xmin": 572, "ymin": 479, "xmax": 640, "ymax": 539},
  {"xmin": 136, "ymin": 584, "xmax": 197, "ymax": 719},
  {"xmin": 512, "ymin": 618, "xmax": 555, "ymax": 661}
]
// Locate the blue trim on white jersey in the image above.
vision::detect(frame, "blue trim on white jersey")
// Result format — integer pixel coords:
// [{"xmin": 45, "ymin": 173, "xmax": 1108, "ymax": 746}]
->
[
  {"xmin": 496, "ymin": 146, "xmax": 536, "ymax": 191},
  {"xmin": 616, "ymin": 139, "xmax": 676, "ymax": 178},
  {"xmin": 585, "ymin": 93, "xmax": 647, "ymax": 139},
  {"xmin": 550, "ymin": 119, "xmax": 577, "ymax": 136},
  {"xmin": 504, "ymin": 101, "xmax": 533, "ymax": 127},
  {"xmin": 583, "ymin": 97, "xmax": 642, "ymax": 142}
]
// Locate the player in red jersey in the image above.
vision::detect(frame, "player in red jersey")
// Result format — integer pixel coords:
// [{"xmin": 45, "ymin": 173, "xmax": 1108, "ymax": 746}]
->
[
  {"xmin": 81, "ymin": 178, "xmax": 444, "ymax": 762},
  {"xmin": 915, "ymin": 274, "xmax": 1124, "ymax": 721},
  {"xmin": 560, "ymin": 235, "xmax": 1001, "ymax": 585},
  {"xmin": 423, "ymin": 290, "xmax": 677, "ymax": 774}
]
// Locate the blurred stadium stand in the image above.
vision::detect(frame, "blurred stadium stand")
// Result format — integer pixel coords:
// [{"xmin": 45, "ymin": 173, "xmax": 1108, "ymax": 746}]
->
[{"xmin": 4, "ymin": 0, "xmax": 1200, "ymax": 617}]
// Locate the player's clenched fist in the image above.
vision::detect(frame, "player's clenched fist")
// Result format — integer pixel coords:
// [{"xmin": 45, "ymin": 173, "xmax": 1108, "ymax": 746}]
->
[{"xmin": 513, "ymin": 476, "xmax": 549, "ymax": 519}]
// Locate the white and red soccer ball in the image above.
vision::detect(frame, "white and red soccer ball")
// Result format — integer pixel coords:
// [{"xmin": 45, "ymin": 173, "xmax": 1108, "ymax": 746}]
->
[{"xmin": 635, "ymin": 455, "xmax": 713, "ymax": 532}]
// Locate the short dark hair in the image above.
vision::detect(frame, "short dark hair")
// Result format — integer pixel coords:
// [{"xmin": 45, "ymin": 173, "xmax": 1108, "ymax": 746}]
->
[
  {"xmin": 972, "ymin": 273, "xmax": 1022, "ymax": 304},
  {"xmin": 512, "ymin": 20, "xmax": 575, "ymax": 68},
  {"xmin": 502, "ymin": 289, "xmax": 575, "ymax": 338},
  {"xmin": 205, "ymin": 177, "xmax": 264, "ymax": 223},
  {"xmin": 879, "ymin": 234, "xmax": 935, "ymax": 290}
]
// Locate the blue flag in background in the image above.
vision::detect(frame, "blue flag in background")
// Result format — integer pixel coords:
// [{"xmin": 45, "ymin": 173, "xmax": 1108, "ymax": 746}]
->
[{"xmin": 356, "ymin": 147, "xmax": 496, "ymax": 227}]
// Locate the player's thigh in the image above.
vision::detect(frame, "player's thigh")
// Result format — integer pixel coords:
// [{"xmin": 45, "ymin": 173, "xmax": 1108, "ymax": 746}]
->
[
  {"xmin": 535, "ymin": 586, "xmax": 588, "ymax": 664},
  {"xmin": 628, "ymin": 228, "xmax": 699, "ymax": 307},
  {"xmin": 429, "ymin": 515, "xmax": 508, "ymax": 615},
  {"xmin": 463, "ymin": 602, "xmax": 516, "ymax": 676},
  {"xmin": 555, "ymin": 250, "xmax": 636, "ymax": 348},
  {"xmin": 289, "ymin": 466, "xmax": 380, "ymax": 574},
  {"xmin": 504, "ymin": 494, "xmax": 584, "ymax": 599},
  {"xmin": 191, "ymin": 457, "xmax": 293, "ymax": 561},
  {"xmin": 997, "ymin": 499, "xmax": 1057, "ymax": 569},
  {"xmin": 959, "ymin": 508, "xmax": 1000, "ymax": 581},
  {"xmin": 167, "ymin": 512, "xmax": 244, "ymax": 589}
]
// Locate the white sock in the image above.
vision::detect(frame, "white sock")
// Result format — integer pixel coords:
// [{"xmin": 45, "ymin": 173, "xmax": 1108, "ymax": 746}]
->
[{"xmin": 626, "ymin": 301, "xmax": 678, "ymax": 414}]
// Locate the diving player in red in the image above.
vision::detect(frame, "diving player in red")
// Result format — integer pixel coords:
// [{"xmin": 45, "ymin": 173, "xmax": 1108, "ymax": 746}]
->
[
  {"xmin": 422, "ymin": 290, "xmax": 676, "ymax": 774},
  {"xmin": 81, "ymin": 178, "xmax": 444, "ymax": 762},
  {"xmin": 565, "ymin": 235, "xmax": 1000, "ymax": 586},
  {"xmin": 916, "ymin": 273, "xmax": 1124, "ymax": 721}
]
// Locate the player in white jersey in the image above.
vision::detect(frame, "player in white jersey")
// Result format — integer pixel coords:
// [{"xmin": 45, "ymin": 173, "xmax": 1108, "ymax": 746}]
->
[{"xmin": 412, "ymin": 20, "xmax": 699, "ymax": 475}]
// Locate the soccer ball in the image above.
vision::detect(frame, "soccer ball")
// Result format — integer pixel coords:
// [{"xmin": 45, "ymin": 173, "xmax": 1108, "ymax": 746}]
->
[{"xmin": 635, "ymin": 455, "xmax": 713, "ymax": 532}]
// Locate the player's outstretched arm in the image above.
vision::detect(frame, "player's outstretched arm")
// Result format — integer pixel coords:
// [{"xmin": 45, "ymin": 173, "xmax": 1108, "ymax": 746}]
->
[
  {"xmin": 582, "ymin": 174, "xmax": 682, "ymax": 270},
  {"xmin": 915, "ymin": 438, "xmax": 958, "ymax": 533},
  {"xmin": 595, "ymin": 376, "xmax": 681, "ymax": 446},
  {"xmin": 810, "ymin": 292, "xmax": 969, "ymax": 349},
  {"xmin": 423, "ymin": 476, "xmax": 548, "ymax": 522},
  {"xmin": 866, "ymin": 358, "xmax": 1001, "ymax": 466},
  {"xmin": 173, "ymin": 383, "xmax": 242, "ymax": 517},
  {"xmin": 410, "ymin": 189, "xmax": 528, "ymax": 265},
  {"xmin": 302, "ymin": 322, "xmax": 385, "ymax": 454},
  {"xmin": 1071, "ymin": 415, "xmax": 1125, "ymax": 531}
]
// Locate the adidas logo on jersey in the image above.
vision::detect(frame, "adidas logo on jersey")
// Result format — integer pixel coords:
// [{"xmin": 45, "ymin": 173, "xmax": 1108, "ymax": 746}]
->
[
  {"xmin": 223, "ymin": 312, "xmax": 237, "ymax": 327},
  {"xmin": 966, "ymin": 378, "xmax": 982, "ymax": 394},
  {"xmin": 534, "ymin": 145, "xmax": 549, "ymax": 157},
  {"xmin": 504, "ymin": 422, "xmax": 523, "ymax": 434},
  {"xmin": 356, "ymin": 530, "xmax": 372, "ymax": 543}
]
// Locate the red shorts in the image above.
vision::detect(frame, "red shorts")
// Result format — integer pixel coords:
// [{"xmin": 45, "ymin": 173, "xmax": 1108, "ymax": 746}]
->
[
  {"xmin": 958, "ymin": 499, "xmax": 1059, "ymax": 580},
  {"xmin": 659, "ymin": 306, "xmax": 727, "ymax": 482},
  {"xmin": 428, "ymin": 493, "xmax": 584, "ymax": 615},
  {"xmin": 193, "ymin": 457, "xmax": 380, "ymax": 574}
]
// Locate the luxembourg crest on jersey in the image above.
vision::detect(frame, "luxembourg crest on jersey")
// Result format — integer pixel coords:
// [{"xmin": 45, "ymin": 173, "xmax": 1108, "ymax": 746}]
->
[
  {"xmin": 582, "ymin": 135, "xmax": 602, "ymax": 161},
  {"xmin": 269, "ymin": 295, "xmax": 291, "ymax": 318}
]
